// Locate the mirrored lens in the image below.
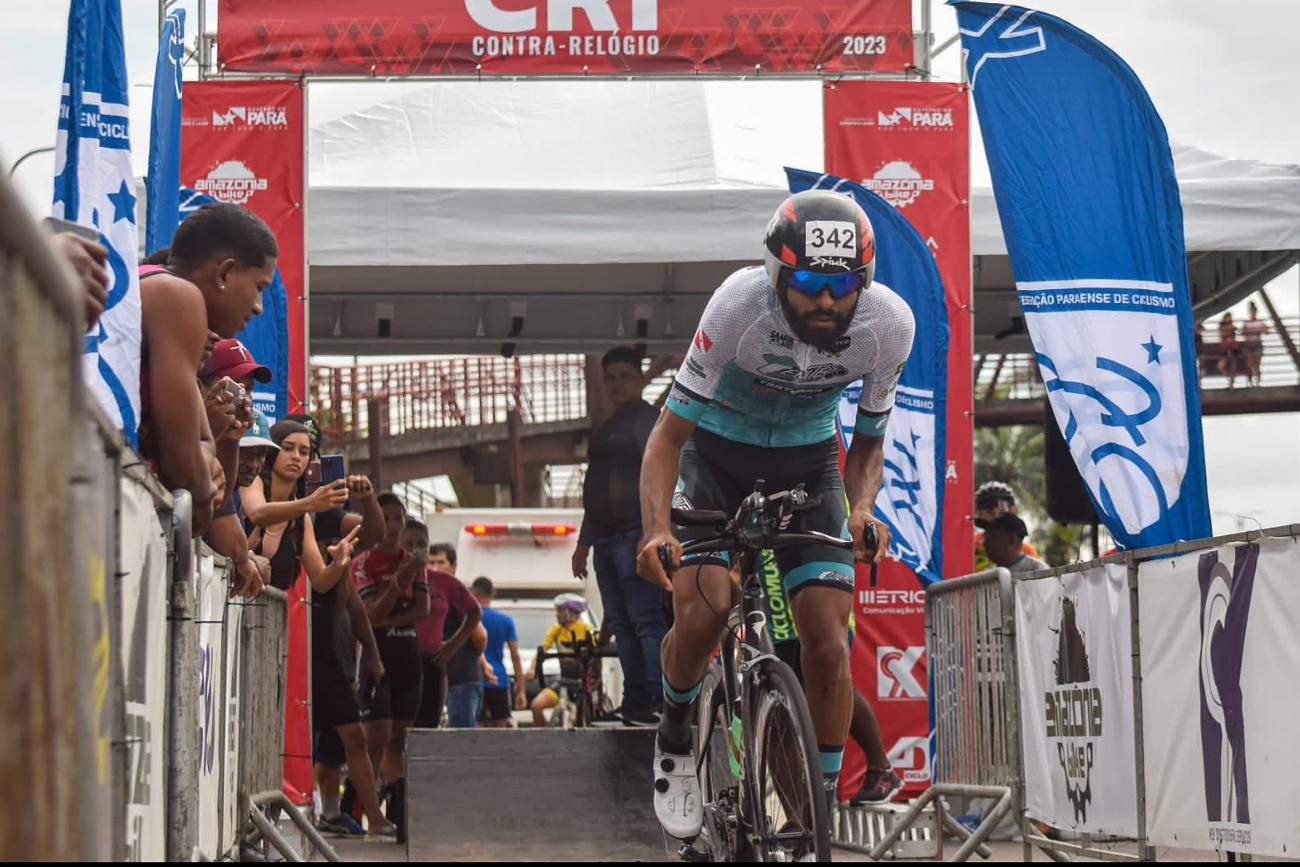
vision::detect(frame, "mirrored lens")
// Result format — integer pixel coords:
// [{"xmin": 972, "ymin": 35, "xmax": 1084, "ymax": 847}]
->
[{"xmin": 787, "ymin": 269, "xmax": 864, "ymax": 299}]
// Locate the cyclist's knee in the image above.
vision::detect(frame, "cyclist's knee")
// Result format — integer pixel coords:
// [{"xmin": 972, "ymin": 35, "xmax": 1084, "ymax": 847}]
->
[{"xmin": 799, "ymin": 631, "xmax": 849, "ymax": 677}]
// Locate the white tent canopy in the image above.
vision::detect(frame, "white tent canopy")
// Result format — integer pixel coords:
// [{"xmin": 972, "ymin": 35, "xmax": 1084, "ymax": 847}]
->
[{"xmin": 306, "ymin": 81, "xmax": 1300, "ymax": 354}]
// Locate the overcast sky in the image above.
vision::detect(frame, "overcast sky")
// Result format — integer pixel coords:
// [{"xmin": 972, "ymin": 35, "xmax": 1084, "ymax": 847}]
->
[{"xmin": 2, "ymin": 0, "xmax": 1296, "ymax": 534}]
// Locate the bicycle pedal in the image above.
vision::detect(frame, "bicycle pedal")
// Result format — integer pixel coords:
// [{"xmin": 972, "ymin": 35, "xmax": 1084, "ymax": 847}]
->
[{"xmin": 676, "ymin": 841, "xmax": 709, "ymax": 862}]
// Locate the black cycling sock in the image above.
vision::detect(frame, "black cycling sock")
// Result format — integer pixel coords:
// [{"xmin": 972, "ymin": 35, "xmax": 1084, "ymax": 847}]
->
[{"xmin": 657, "ymin": 675, "xmax": 702, "ymax": 753}]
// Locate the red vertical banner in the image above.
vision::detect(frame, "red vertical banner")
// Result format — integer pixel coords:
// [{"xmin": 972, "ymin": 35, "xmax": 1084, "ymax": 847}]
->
[
  {"xmin": 180, "ymin": 79, "xmax": 306, "ymax": 414},
  {"xmin": 825, "ymin": 80, "xmax": 972, "ymax": 797}
]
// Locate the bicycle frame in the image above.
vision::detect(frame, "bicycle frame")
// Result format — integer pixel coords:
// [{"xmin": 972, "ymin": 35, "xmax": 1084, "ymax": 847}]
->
[{"xmin": 672, "ymin": 481, "xmax": 862, "ymax": 856}]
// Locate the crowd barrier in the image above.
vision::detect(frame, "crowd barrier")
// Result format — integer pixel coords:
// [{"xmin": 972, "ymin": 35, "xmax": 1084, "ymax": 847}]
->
[
  {"xmin": 0, "ymin": 171, "xmax": 323, "ymax": 862},
  {"xmin": 859, "ymin": 524, "xmax": 1300, "ymax": 862}
]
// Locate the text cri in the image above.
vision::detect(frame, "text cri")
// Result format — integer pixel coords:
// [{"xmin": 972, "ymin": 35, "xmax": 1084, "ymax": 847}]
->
[
  {"xmin": 467, "ymin": 0, "xmax": 657, "ymax": 33},
  {"xmin": 1044, "ymin": 685, "xmax": 1102, "ymax": 739}
]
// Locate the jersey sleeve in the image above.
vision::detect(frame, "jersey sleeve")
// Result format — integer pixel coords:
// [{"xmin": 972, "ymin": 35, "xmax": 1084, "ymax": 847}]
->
[
  {"xmin": 541, "ymin": 623, "xmax": 560, "ymax": 650},
  {"xmin": 665, "ymin": 273, "xmax": 749, "ymax": 423},
  {"xmin": 855, "ymin": 297, "xmax": 916, "ymax": 438}
]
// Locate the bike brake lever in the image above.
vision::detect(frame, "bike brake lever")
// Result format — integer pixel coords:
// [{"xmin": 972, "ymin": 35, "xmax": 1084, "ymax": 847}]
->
[
  {"xmin": 657, "ymin": 542, "xmax": 676, "ymax": 577},
  {"xmin": 863, "ymin": 523, "xmax": 880, "ymax": 587}
]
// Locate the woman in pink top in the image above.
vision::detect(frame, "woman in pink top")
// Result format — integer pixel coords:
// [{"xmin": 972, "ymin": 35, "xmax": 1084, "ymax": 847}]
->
[{"xmin": 1241, "ymin": 301, "xmax": 1269, "ymax": 386}]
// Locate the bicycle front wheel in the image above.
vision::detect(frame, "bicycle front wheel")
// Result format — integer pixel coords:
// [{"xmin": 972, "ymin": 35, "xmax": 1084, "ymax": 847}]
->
[
  {"xmin": 696, "ymin": 662, "xmax": 740, "ymax": 861},
  {"xmin": 750, "ymin": 660, "xmax": 831, "ymax": 862}
]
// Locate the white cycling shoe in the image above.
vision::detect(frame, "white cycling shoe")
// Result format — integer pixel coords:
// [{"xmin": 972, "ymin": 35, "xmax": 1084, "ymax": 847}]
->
[{"xmin": 653, "ymin": 740, "xmax": 704, "ymax": 839}]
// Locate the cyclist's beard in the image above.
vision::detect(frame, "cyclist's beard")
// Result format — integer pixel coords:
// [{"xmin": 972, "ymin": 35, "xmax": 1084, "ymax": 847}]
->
[{"xmin": 779, "ymin": 290, "xmax": 854, "ymax": 352}]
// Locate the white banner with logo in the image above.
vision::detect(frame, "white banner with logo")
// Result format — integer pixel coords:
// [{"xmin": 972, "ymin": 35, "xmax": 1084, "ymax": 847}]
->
[
  {"xmin": 1139, "ymin": 536, "xmax": 1300, "ymax": 858},
  {"xmin": 1016, "ymin": 563, "xmax": 1138, "ymax": 834},
  {"xmin": 196, "ymin": 553, "xmax": 226, "ymax": 858},
  {"xmin": 118, "ymin": 478, "xmax": 170, "ymax": 862},
  {"xmin": 221, "ymin": 597, "xmax": 244, "ymax": 854}
]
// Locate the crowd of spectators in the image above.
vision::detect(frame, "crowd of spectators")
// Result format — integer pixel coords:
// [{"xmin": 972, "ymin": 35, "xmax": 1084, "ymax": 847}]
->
[{"xmin": 46, "ymin": 203, "xmax": 566, "ymax": 842}]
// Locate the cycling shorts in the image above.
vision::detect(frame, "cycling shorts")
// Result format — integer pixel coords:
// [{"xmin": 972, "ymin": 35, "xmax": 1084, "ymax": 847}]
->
[{"xmin": 674, "ymin": 429, "xmax": 854, "ymax": 596}]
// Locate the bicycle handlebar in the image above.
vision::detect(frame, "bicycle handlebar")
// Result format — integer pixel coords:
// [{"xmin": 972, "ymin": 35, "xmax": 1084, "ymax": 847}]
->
[{"xmin": 658, "ymin": 480, "xmax": 882, "ymax": 584}]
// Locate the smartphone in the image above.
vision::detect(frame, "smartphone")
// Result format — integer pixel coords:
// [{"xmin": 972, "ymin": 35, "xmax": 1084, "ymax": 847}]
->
[
  {"xmin": 43, "ymin": 216, "xmax": 99, "ymax": 242},
  {"xmin": 320, "ymin": 454, "xmax": 346, "ymax": 486},
  {"xmin": 304, "ymin": 459, "xmax": 323, "ymax": 494}
]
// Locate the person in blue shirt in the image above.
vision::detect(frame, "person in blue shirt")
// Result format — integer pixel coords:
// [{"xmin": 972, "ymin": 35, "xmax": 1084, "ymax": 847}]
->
[{"xmin": 472, "ymin": 577, "xmax": 526, "ymax": 727}]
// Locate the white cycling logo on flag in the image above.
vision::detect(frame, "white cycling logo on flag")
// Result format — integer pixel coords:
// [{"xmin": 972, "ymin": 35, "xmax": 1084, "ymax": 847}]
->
[
  {"xmin": 1020, "ymin": 279, "xmax": 1189, "ymax": 535},
  {"xmin": 838, "ymin": 383, "xmax": 938, "ymax": 575}
]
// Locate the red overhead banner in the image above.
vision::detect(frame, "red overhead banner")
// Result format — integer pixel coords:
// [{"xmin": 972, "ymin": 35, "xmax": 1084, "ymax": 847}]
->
[
  {"xmin": 216, "ymin": 0, "xmax": 912, "ymax": 75},
  {"xmin": 826, "ymin": 80, "xmax": 972, "ymax": 799},
  {"xmin": 180, "ymin": 80, "xmax": 306, "ymax": 414}
]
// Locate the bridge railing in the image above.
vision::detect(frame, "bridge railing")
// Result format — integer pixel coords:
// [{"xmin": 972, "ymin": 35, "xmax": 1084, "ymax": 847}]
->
[
  {"xmin": 976, "ymin": 315, "xmax": 1300, "ymax": 402},
  {"xmin": 311, "ymin": 354, "xmax": 589, "ymax": 445}
]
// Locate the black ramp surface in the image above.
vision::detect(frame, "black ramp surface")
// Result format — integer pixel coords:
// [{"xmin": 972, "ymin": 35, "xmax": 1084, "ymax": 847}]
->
[{"xmin": 405, "ymin": 728, "xmax": 670, "ymax": 861}]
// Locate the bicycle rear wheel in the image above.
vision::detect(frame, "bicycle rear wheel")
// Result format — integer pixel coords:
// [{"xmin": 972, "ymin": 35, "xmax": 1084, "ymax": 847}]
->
[
  {"xmin": 696, "ymin": 663, "xmax": 740, "ymax": 861},
  {"xmin": 750, "ymin": 660, "xmax": 831, "ymax": 862}
]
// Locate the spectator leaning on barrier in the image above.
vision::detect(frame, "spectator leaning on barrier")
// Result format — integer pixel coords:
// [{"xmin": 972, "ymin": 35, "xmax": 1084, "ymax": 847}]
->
[
  {"xmin": 351, "ymin": 495, "xmax": 430, "ymax": 839},
  {"xmin": 977, "ymin": 513, "xmax": 1049, "ymax": 575},
  {"xmin": 572, "ymin": 346, "xmax": 666, "ymax": 725},
  {"xmin": 972, "ymin": 480, "xmax": 1040, "ymax": 571},
  {"xmin": 411, "ymin": 535, "xmax": 482, "ymax": 730},
  {"xmin": 198, "ymin": 340, "xmax": 274, "ymax": 596},
  {"xmin": 474, "ymin": 577, "xmax": 527, "ymax": 727},
  {"xmin": 137, "ymin": 202, "xmax": 277, "ymax": 536}
]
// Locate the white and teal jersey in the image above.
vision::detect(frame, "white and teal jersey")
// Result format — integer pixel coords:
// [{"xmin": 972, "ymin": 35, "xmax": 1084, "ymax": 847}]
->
[{"xmin": 667, "ymin": 267, "xmax": 915, "ymax": 448}]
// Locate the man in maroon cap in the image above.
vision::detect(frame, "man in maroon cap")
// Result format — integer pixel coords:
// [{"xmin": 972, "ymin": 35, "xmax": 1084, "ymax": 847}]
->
[{"xmin": 200, "ymin": 337, "xmax": 272, "ymax": 395}]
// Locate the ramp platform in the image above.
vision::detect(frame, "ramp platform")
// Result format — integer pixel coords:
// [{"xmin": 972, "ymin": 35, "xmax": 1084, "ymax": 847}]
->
[{"xmin": 405, "ymin": 728, "xmax": 670, "ymax": 861}]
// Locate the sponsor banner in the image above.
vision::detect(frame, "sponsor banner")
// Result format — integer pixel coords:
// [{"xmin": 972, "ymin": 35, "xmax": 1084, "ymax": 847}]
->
[
  {"xmin": 56, "ymin": 0, "xmax": 143, "ymax": 448},
  {"xmin": 824, "ymin": 80, "xmax": 971, "ymax": 797},
  {"xmin": 74, "ymin": 427, "xmax": 118, "ymax": 859},
  {"xmin": 196, "ymin": 554, "xmax": 227, "ymax": 858},
  {"xmin": 788, "ymin": 167, "xmax": 949, "ymax": 586},
  {"xmin": 1017, "ymin": 564, "xmax": 1138, "ymax": 834},
  {"xmin": 1139, "ymin": 536, "xmax": 1300, "ymax": 858},
  {"xmin": 221, "ymin": 599, "xmax": 244, "ymax": 854},
  {"xmin": 954, "ymin": 3, "xmax": 1210, "ymax": 550},
  {"xmin": 283, "ymin": 571, "xmax": 313, "ymax": 803},
  {"xmin": 217, "ymin": 0, "xmax": 911, "ymax": 75},
  {"xmin": 118, "ymin": 478, "xmax": 170, "ymax": 862},
  {"xmin": 181, "ymin": 80, "xmax": 305, "ymax": 415},
  {"xmin": 145, "ymin": 8, "xmax": 184, "ymax": 255},
  {"xmin": 844, "ymin": 562, "xmax": 931, "ymax": 796}
]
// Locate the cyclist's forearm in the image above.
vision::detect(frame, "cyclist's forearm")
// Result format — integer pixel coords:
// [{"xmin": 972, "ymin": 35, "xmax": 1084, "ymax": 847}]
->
[
  {"xmin": 844, "ymin": 435, "xmax": 885, "ymax": 515},
  {"xmin": 640, "ymin": 431, "xmax": 682, "ymax": 535}
]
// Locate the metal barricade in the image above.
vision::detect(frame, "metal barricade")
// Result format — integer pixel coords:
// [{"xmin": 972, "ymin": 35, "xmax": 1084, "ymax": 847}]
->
[
  {"xmin": 0, "ymin": 168, "xmax": 111, "ymax": 861},
  {"xmin": 866, "ymin": 568, "xmax": 1025, "ymax": 862},
  {"xmin": 235, "ymin": 586, "xmax": 338, "ymax": 863}
]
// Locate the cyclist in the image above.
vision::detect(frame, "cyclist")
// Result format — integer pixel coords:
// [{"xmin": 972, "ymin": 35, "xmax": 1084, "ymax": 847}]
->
[
  {"xmin": 637, "ymin": 190, "xmax": 914, "ymax": 838},
  {"xmin": 529, "ymin": 594, "xmax": 595, "ymax": 726}
]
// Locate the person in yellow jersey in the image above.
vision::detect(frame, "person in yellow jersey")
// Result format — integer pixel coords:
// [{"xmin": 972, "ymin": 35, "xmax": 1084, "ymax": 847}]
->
[{"xmin": 530, "ymin": 594, "xmax": 596, "ymax": 727}]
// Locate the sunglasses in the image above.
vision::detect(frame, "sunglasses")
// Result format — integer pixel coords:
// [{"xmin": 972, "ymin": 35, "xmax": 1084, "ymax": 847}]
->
[{"xmin": 785, "ymin": 269, "xmax": 866, "ymax": 300}]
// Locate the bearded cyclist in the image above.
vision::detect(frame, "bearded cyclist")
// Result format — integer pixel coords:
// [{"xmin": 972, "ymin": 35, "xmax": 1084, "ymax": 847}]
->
[{"xmin": 637, "ymin": 190, "xmax": 915, "ymax": 839}]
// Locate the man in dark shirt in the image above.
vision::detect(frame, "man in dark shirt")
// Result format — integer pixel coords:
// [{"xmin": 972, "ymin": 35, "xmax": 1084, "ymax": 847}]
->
[{"xmin": 571, "ymin": 347, "xmax": 666, "ymax": 725}]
